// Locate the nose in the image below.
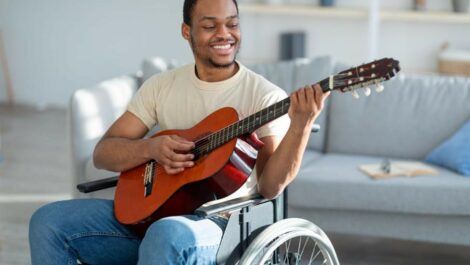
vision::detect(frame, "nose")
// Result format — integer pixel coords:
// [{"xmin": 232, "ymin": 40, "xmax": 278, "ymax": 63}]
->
[{"xmin": 214, "ymin": 25, "xmax": 230, "ymax": 39}]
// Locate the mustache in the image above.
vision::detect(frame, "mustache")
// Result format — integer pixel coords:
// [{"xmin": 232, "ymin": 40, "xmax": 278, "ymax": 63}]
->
[{"xmin": 209, "ymin": 37, "xmax": 236, "ymax": 44}]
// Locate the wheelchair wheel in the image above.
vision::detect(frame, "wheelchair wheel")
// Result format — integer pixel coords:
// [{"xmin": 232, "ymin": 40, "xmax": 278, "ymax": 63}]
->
[{"xmin": 238, "ymin": 218, "xmax": 340, "ymax": 265}]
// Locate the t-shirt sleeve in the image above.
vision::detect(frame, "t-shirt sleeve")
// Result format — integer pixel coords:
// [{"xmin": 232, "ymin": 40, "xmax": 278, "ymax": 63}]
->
[
  {"xmin": 127, "ymin": 75, "xmax": 159, "ymax": 129},
  {"xmin": 255, "ymin": 88, "xmax": 291, "ymax": 139}
]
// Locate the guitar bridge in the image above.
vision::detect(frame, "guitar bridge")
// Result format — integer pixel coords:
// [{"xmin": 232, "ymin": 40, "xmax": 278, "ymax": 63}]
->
[{"xmin": 144, "ymin": 160, "xmax": 156, "ymax": 197}]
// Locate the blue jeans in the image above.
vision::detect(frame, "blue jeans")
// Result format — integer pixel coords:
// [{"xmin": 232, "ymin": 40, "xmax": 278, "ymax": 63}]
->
[{"xmin": 29, "ymin": 199, "xmax": 227, "ymax": 265}]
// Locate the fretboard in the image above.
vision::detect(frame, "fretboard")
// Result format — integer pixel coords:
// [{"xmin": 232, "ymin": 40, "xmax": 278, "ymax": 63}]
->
[{"xmin": 193, "ymin": 77, "xmax": 332, "ymax": 158}]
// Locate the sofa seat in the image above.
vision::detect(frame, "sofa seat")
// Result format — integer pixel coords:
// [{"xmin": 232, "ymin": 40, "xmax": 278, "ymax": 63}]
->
[{"xmin": 290, "ymin": 153, "xmax": 470, "ymax": 216}]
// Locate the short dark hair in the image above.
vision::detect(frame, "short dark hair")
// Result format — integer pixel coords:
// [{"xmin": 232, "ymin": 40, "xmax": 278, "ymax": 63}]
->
[{"xmin": 183, "ymin": 0, "xmax": 239, "ymax": 25}]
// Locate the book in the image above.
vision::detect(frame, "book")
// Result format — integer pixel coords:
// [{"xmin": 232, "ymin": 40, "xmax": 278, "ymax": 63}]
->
[{"xmin": 359, "ymin": 161, "xmax": 438, "ymax": 180}]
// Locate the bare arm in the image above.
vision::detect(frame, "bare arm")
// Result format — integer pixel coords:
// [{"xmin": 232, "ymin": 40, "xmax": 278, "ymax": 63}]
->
[
  {"xmin": 93, "ymin": 111, "xmax": 195, "ymax": 174},
  {"xmin": 256, "ymin": 84, "xmax": 329, "ymax": 199}
]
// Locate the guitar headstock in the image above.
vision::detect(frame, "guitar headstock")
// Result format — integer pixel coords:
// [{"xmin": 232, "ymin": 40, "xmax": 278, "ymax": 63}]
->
[{"xmin": 328, "ymin": 58, "xmax": 401, "ymax": 98}]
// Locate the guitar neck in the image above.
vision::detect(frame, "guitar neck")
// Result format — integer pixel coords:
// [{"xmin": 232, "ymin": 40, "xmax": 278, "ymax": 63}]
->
[
  {"xmin": 193, "ymin": 78, "xmax": 332, "ymax": 158},
  {"xmin": 228, "ymin": 77, "xmax": 332, "ymax": 136}
]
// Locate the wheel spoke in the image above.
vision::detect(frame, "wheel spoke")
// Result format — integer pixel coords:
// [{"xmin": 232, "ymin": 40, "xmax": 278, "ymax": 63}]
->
[
  {"xmin": 282, "ymin": 237, "xmax": 293, "ymax": 265},
  {"xmin": 239, "ymin": 219, "xmax": 338, "ymax": 265},
  {"xmin": 307, "ymin": 242, "xmax": 321, "ymax": 265},
  {"xmin": 299, "ymin": 236, "xmax": 310, "ymax": 258}
]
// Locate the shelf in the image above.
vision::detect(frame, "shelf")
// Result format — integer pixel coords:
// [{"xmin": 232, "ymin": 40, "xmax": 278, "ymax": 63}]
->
[
  {"xmin": 382, "ymin": 10, "xmax": 470, "ymax": 23},
  {"xmin": 239, "ymin": 4, "xmax": 470, "ymax": 24},
  {"xmin": 239, "ymin": 4, "xmax": 367, "ymax": 19}
]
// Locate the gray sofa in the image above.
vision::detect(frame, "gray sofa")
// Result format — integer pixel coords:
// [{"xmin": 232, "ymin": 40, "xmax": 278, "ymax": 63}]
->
[
  {"xmin": 69, "ymin": 56, "xmax": 470, "ymax": 246},
  {"xmin": 289, "ymin": 72, "xmax": 470, "ymax": 247}
]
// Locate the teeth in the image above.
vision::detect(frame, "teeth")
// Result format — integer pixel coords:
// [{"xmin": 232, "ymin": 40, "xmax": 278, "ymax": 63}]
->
[{"xmin": 213, "ymin": 44, "xmax": 231, "ymax": 49}]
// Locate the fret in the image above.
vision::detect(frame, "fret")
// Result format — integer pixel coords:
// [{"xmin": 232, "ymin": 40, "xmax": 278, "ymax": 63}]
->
[
  {"xmin": 207, "ymin": 135, "xmax": 212, "ymax": 154},
  {"xmin": 248, "ymin": 114, "xmax": 253, "ymax": 132},
  {"xmin": 197, "ymin": 95, "xmax": 295, "ymax": 155},
  {"xmin": 224, "ymin": 126, "xmax": 230, "ymax": 144},
  {"xmin": 213, "ymin": 130, "xmax": 217, "ymax": 152}
]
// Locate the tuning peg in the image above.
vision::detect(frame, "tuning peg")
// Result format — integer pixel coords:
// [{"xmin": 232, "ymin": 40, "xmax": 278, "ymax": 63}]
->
[
  {"xmin": 375, "ymin": 84, "xmax": 385, "ymax": 93},
  {"xmin": 351, "ymin": 90, "xmax": 360, "ymax": 99},
  {"xmin": 363, "ymin": 87, "xmax": 371, "ymax": 96}
]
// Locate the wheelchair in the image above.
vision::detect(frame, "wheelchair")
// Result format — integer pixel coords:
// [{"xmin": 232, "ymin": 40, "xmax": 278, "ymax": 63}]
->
[{"xmin": 78, "ymin": 178, "xmax": 340, "ymax": 265}]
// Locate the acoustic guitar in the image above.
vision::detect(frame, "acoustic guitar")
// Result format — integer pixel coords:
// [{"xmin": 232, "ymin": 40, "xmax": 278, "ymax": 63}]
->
[{"xmin": 114, "ymin": 58, "xmax": 401, "ymax": 233}]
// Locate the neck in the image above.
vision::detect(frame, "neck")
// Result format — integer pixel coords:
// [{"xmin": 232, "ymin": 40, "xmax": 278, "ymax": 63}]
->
[{"xmin": 195, "ymin": 61, "xmax": 239, "ymax": 82}]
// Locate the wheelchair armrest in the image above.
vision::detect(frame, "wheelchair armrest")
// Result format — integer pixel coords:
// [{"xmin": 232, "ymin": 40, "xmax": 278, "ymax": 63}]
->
[
  {"xmin": 76, "ymin": 176, "xmax": 119, "ymax": 193},
  {"xmin": 194, "ymin": 193, "xmax": 270, "ymax": 217}
]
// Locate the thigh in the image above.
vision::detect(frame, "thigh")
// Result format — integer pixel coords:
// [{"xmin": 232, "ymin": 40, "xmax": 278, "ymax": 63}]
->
[
  {"xmin": 139, "ymin": 215, "xmax": 227, "ymax": 265},
  {"xmin": 31, "ymin": 199, "xmax": 141, "ymax": 265}
]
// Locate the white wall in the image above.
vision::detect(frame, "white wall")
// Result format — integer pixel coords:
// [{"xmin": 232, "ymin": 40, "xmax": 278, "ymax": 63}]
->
[
  {"xmin": 0, "ymin": 0, "xmax": 190, "ymax": 107},
  {"xmin": 0, "ymin": 0, "xmax": 469, "ymax": 107},
  {"xmin": 238, "ymin": 0, "xmax": 470, "ymax": 71}
]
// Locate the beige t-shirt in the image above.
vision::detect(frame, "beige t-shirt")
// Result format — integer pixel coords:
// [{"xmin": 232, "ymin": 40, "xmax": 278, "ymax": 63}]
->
[{"xmin": 127, "ymin": 62, "xmax": 290, "ymax": 199}]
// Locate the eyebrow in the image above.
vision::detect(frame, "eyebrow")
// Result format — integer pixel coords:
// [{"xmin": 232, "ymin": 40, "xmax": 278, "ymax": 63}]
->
[{"xmin": 199, "ymin": 15, "xmax": 239, "ymax": 22}]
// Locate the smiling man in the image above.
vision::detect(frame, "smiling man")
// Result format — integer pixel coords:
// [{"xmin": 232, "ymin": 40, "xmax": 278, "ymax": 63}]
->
[{"xmin": 28, "ymin": 0, "xmax": 329, "ymax": 264}]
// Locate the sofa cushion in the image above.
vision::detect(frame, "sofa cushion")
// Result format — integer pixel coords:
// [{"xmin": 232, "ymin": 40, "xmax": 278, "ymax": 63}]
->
[
  {"xmin": 425, "ymin": 119, "xmax": 470, "ymax": 176},
  {"xmin": 247, "ymin": 57, "xmax": 332, "ymax": 152},
  {"xmin": 293, "ymin": 57, "xmax": 332, "ymax": 152},
  {"xmin": 70, "ymin": 75, "xmax": 138, "ymax": 192},
  {"xmin": 246, "ymin": 60, "xmax": 297, "ymax": 93},
  {"xmin": 291, "ymin": 152, "xmax": 470, "ymax": 216},
  {"xmin": 326, "ymin": 74, "xmax": 470, "ymax": 159},
  {"xmin": 141, "ymin": 57, "xmax": 182, "ymax": 84}
]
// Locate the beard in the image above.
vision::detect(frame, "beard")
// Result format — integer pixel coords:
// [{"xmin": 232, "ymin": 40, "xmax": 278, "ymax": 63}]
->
[{"xmin": 190, "ymin": 36, "xmax": 240, "ymax": 69}]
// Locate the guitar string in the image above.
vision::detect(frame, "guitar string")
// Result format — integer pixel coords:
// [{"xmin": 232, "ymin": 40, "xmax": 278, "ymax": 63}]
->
[
  {"xmin": 191, "ymin": 105, "xmax": 289, "ymax": 156},
  {"xmin": 189, "ymin": 73, "xmax": 380, "ymax": 156},
  {"xmin": 147, "ymin": 74, "xmax": 380, "ymax": 169},
  {"xmin": 141, "ymin": 106, "xmax": 289, "ymax": 174},
  {"xmin": 143, "ymin": 65, "xmax": 386, "ymax": 175},
  {"xmin": 190, "ymin": 77, "xmax": 344, "ymax": 156}
]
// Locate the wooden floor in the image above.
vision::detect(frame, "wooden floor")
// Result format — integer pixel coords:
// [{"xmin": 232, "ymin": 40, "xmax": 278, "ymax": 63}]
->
[{"xmin": 0, "ymin": 104, "xmax": 469, "ymax": 265}]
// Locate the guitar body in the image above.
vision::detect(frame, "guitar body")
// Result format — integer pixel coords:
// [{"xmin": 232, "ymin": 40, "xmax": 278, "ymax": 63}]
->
[
  {"xmin": 112, "ymin": 57, "xmax": 401, "ymax": 236},
  {"xmin": 114, "ymin": 107, "xmax": 260, "ymax": 235}
]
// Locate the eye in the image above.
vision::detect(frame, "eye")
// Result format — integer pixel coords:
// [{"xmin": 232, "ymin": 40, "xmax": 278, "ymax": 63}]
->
[
  {"xmin": 203, "ymin": 25, "xmax": 215, "ymax": 30},
  {"xmin": 228, "ymin": 23, "xmax": 239, "ymax": 29}
]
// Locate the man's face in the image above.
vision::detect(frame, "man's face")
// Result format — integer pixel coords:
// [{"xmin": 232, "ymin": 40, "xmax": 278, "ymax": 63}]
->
[{"xmin": 183, "ymin": 0, "xmax": 241, "ymax": 69}]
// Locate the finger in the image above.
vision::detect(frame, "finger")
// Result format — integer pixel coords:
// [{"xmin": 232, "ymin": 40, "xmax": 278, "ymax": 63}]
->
[
  {"xmin": 302, "ymin": 86, "xmax": 309, "ymax": 102},
  {"xmin": 171, "ymin": 135, "xmax": 194, "ymax": 145},
  {"xmin": 293, "ymin": 88, "xmax": 304, "ymax": 106},
  {"xmin": 168, "ymin": 152, "xmax": 194, "ymax": 162},
  {"xmin": 313, "ymin": 84, "xmax": 328, "ymax": 100},
  {"xmin": 169, "ymin": 137, "xmax": 195, "ymax": 152},
  {"xmin": 313, "ymin": 85, "xmax": 324, "ymax": 107},
  {"xmin": 290, "ymin": 90, "xmax": 299, "ymax": 106},
  {"xmin": 163, "ymin": 165, "xmax": 185, "ymax": 175},
  {"xmin": 168, "ymin": 160, "xmax": 194, "ymax": 169},
  {"xmin": 305, "ymin": 85, "xmax": 315, "ymax": 103},
  {"xmin": 319, "ymin": 86, "xmax": 330, "ymax": 105}
]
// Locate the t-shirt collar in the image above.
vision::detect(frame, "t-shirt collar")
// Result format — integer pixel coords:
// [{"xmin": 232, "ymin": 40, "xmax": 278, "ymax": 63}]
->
[{"xmin": 191, "ymin": 61, "xmax": 244, "ymax": 91}]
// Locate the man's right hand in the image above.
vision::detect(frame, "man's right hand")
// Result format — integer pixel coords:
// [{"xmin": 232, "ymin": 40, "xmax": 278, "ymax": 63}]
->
[{"xmin": 148, "ymin": 135, "xmax": 195, "ymax": 175}]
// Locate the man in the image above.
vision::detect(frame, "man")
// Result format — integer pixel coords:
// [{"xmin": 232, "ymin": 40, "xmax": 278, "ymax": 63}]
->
[{"xmin": 29, "ymin": 0, "xmax": 329, "ymax": 264}]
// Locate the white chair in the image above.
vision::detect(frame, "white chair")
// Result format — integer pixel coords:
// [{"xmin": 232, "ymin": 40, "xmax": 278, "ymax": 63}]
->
[{"xmin": 68, "ymin": 75, "xmax": 138, "ymax": 198}]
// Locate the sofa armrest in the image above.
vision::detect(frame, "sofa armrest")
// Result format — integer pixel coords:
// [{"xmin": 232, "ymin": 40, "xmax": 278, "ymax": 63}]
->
[
  {"xmin": 77, "ymin": 176, "xmax": 119, "ymax": 193},
  {"xmin": 195, "ymin": 193, "xmax": 269, "ymax": 217}
]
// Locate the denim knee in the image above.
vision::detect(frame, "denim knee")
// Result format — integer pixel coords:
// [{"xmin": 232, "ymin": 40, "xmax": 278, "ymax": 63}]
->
[
  {"xmin": 29, "ymin": 201, "xmax": 64, "ymax": 241},
  {"xmin": 138, "ymin": 216, "xmax": 223, "ymax": 265},
  {"xmin": 141, "ymin": 217, "xmax": 197, "ymax": 254}
]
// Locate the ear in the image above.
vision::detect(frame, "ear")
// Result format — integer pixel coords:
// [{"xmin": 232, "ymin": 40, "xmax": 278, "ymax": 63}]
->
[{"xmin": 181, "ymin": 23, "xmax": 190, "ymax": 40}]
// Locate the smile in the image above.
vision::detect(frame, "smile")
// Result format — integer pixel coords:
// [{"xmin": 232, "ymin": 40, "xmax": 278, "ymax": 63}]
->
[
  {"xmin": 209, "ymin": 42, "xmax": 236, "ymax": 56},
  {"xmin": 211, "ymin": 43, "xmax": 233, "ymax": 50}
]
